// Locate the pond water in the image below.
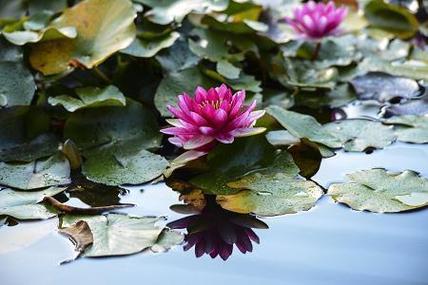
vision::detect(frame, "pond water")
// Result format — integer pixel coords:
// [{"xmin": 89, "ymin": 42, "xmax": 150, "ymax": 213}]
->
[{"xmin": 1, "ymin": 141, "xmax": 427, "ymax": 285}]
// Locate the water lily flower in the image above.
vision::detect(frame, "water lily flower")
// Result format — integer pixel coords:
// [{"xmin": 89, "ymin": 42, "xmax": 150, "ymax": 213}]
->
[
  {"xmin": 168, "ymin": 196, "xmax": 268, "ymax": 260},
  {"xmin": 161, "ymin": 84, "xmax": 266, "ymax": 152},
  {"xmin": 286, "ymin": 1, "xmax": 348, "ymax": 40}
]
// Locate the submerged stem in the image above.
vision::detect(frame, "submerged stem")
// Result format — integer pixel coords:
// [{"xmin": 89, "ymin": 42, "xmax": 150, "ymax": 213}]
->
[{"xmin": 311, "ymin": 42, "xmax": 322, "ymax": 61}]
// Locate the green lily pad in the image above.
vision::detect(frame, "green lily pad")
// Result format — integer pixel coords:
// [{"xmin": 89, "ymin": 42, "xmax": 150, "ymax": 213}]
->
[
  {"xmin": 216, "ymin": 152, "xmax": 323, "ymax": 216},
  {"xmin": 60, "ymin": 214, "xmax": 182, "ymax": 257},
  {"xmin": 266, "ymin": 106, "xmax": 341, "ymax": 148},
  {"xmin": 190, "ymin": 136, "xmax": 282, "ymax": 195},
  {"xmin": 156, "ymin": 37, "xmax": 199, "ymax": 73},
  {"xmin": 364, "ymin": 0, "xmax": 419, "ymax": 39},
  {"xmin": 216, "ymin": 60, "xmax": 241, "ymax": 79},
  {"xmin": 82, "ymin": 145, "xmax": 168, "ymax": 186},
  {"xmin": 154, "ymin": 67, "xmax": 215, "ymax": 116},
  {"xmin": 48, "ymin": 85, "xmax": 126, "ymax": 112},
  {"xmin": 0, "ymin": 52, "xmax": 36, "ymax": 106},
  {"xmin": 137, "ymin": 0, "xmax": 229, "ymax": 25},
  {"xmin": 0, "ymin": 107, "xmax": 58, "ymax": 162},
  {"xmin": 3, "ymin": 26, "xmax": 76, "ymax": 46},
  {"xmin": 0, "ymin": 186, "xmax": 65, "ymax": 220},
  {"xmin": 322, "ymin": 119, "xmax": 396, "ymax": 152},
  {"xmin": 328, "ymin": 169, "xmax": 428, "ymax": 212},
  {"xmin": 121, "ymin": 32, "xmax": 180, "ymax": 58},
  {"xmin": 351, "ymin": 72, "xmax": 420, "ymax": 102},
  {"xmin": 29, "ymin": 0, "xmax": 137, "ymax": 75},
  {"xmin": 0, "ymin": 153, "xmax": 71, "ymax": 190},
  {"xmin": 64, "ymin": 99, "xmax": 161, "ymax": 150},
  {"xmin": 383, "ymin": 115, "xmax": 428, "ymax": 143}
]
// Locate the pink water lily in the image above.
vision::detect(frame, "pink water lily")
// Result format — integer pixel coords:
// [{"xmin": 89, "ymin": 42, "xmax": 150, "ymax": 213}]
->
[
  {"xmin": 286, "ymin": 1, "xmax": 348, "ymax": 40},
  {"xmin": 161, "ymin": 84, "xmax": 266, "ymax": 152}
]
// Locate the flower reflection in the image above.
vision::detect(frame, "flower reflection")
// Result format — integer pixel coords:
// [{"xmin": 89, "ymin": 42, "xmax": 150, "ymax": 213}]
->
[{"xmin": 167, "ymin": 195, "xmax": 268, "ymax": 260}]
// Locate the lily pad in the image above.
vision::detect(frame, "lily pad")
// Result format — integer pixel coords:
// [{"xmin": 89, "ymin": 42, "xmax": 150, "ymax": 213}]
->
[
  {"xmin": 48, "ymin": 85, "xmax": 126, "ymax": 112},
  {"xmin": 189, "ymin": 136, "xmax": 278, "ymax": 195},
  {"xmin": 60, "ymin": 214, "xmax": 182, "ymax": 257},
  {"xmin": 0, "ymin": 59, "xmax": 36, "ymax": 107},
  {"xmin": 82, "ymin": 145, "xmax": 168, "ymax": 186},
  {"xmin": 0, "ymin": 153, "xmax": 71, "ymax": 190},
  {"xmin": 364, "ymin": 0, "xmax": 419, "ymax": 39},
  {"xmin": 3, "ymin": 26, "xmax": 77, "ymax": 46},
  {"xmin": 328, "ymin": 169, "xmax": 428, "ymax": 212},
  {"xmin": 29, "ymin": 0, "xmax": 137, "ymax": 75},
  {"xmin": 216, "ymin": 152, "xmax": 323, "ymax": 217},
  {"xmin": 64, "ymin": 99, "xmax": 161, "ymax": 150},
  {"xmin": 154, "ymin": 67, "xmax": 215, "ymax": 116},
  {"xmin": 156, "ymin": 37, "xmax": 199, "ymax": 73},
  {"xmin": 383, "ymin": 115, "xmax": 428, "ymax": 143},
  {"xmin": 383, "ymin": 96, "xmax": 428, "ymax": 117},
  {"xmin": 351, "ymin": 72, "xmax": 421, "ymax": 102},
  {"xmin": 0, "ymin": 107, "xmax": 58, "ymax": 162},
  {"xmin": 121, "ymin": 32, "xmax": 180, "ymax": 58},
  {"xmin": 0, "ymin": 187, "xmax": 65, "ymax": 220},
  {"xmin": 138, "ymin": 0, "xmax": 229, "ymax": 25},
  {"xmin": 322, "ymin": 119, "xmax": 396, "ymax": 152},
  {"xmin": 266, "ymin": 106, "xmax": 341, "ymax": 148}
]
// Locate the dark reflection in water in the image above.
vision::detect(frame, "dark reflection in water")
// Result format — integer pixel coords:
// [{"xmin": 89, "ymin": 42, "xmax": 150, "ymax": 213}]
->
[{"xmin": 168, "ymin": 195, "xmax": 268, "ymax": 260}]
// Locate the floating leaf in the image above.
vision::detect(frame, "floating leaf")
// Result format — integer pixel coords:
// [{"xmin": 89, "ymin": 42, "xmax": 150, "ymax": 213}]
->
[
  {"xmin": 60, "ymin": 214, "xmax": 182, "ymax": 257},
  {"xmin": 137, "ymin": 0, "xmax": 229, "ymax": 25},
  {"xmin": 190, "ymin": 136, "xmax": 278, "ymax": 195},
  {"xmin": 154, "ymin": 67, "xmax": 215, "ymax": 116},
  {"xmin": 216, "ymin": 60, "xmax": 241, "ymax": 79},
  {"xmin": 0, "ymin": 187, "xmax": 65, "ymax": 220},
  {"xmin": 0, "ymin": 107, "xmax": 58, "ymax": 162},
  {"xmin": 121, "ymin": 32, "xmax": 180, "ymax": 58},
  {"xmin": 364, "ymin": 0, "xmax": 419, "ymax": 39},
  {"xmin": 29, "ymin": 0, "xmax": 137, "ymax": 75},
  {"xmin": 0, "ymin": 41, "xmax": 36, "ymax": 107},
  {"xmin": 48, "ymin": 85, "xmax": 126, "ymax": 112},
  {"xmin": 384, "ymin": 115, "xmax": 428, "ymax": 143},
  {"xmin": 156, "ymin": 37, "xmax": 199, "ymax": 73},
  {"xmin": 328, "ymin": 169, "xmax": 428, "ymax": 212},
  {"xmin": 322, "ymin": 119, "xmax": 396, "ymax": 152},
  {"xmin": 217, "ymin": 152, "xmax": 323, "ymax": 216},
  {"xmin": 82, "ymin": 146, "xmax": 168, "ymax": 186},
  {"xmin": 351, "ymin": 72, "xmax": 421, "ymax": 102},
  {"xmin": 384, "ymin": 96, "xmax": 428, "ymax": 117},
  {"xmin": 359, "ymin": 58, "xmax": 428, "ymax": 81},
  {"xmin": 0, "ymin": 153, "xmax": 71, "ymax": 190},
  {"xmin": 266, "ymin": 106, "xmax": 341, "ymax": 148},
  {"xmin": 3, "ymin": 26, "xmax": 77, "ymax": 46},
  {"xmin": 64, "ymin": 99, "xmax": 161, "ymax": 150}
]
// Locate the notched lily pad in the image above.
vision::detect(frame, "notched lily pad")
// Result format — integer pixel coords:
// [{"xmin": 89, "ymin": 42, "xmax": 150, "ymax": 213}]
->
[
  {"xmin": 0, "ymin": 153, "xmax": 71, "ymax": 190},
  {"xmin": 60, "ymin": 214, "xmax": 183, "ymax": 257},
  {"xmin": 351, "ymin": 72, "xmax": 421, "ymax": 103},
  {"xmin": 48, "ymin": 85, "xmax": 126, "ymax": 112},
  {"xmin": 383, "ymin": 115, "xmax": 428, "ymax": 143},
  {"xmin": 328, "ymin": 169, "xmax": 428, "ymax": 212},
  {"xmin": 29, "ymin": 0, "xmax": 137, "ymax": 75},
  {"xmin": 266, "ymin": 105, "xmax": 341, "ymax": 148},
  {"xmin": 0, "ymin": 186, "xmax": 65, "ymax": 220},
  {"xmin": 322, "ymin": 119, "xmax": 396, "ymax": 152},
  {"xmin": 216, "ymin": 152, "xmax": 323, "ymax": 217}
]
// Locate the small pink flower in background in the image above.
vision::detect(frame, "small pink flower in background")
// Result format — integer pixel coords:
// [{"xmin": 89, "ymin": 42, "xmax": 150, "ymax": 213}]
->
[
  {"xmin": 161, "ymin": 84, "xmax": 265, "ymax": 152},
  {"xmin": 286, "ymin": 1, "xmax": 348, "ymax": 40}
]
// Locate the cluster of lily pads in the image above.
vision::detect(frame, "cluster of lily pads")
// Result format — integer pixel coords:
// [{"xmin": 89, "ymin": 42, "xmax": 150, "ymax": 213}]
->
[{"xmin": 1, "ymin": 0, "xmax": 428, "ymax": 261}]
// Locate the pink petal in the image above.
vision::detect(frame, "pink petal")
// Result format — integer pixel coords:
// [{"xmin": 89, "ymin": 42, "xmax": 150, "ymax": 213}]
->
[
  {"xmin": 216, "ymin": 133, "xmax": 235, "ymax": 144},
  {"xmin": 231, "ymin": 127, "xmax": 266, "ymax": 137},
  {"xmin": 183, "ymin": 135, "xmax": 215, "ymax": 150}
]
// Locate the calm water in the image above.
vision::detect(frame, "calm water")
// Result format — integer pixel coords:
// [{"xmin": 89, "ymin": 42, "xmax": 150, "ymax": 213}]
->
[{"xmin": 0, "ymin": 142, "xmax": 427, "ymax": 285}]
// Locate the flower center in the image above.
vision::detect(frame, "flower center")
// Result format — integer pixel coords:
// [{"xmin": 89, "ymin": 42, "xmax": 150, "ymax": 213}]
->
[{"xmin": 199, "ymin": 99, "xmax": 223, "ymax": 110}]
